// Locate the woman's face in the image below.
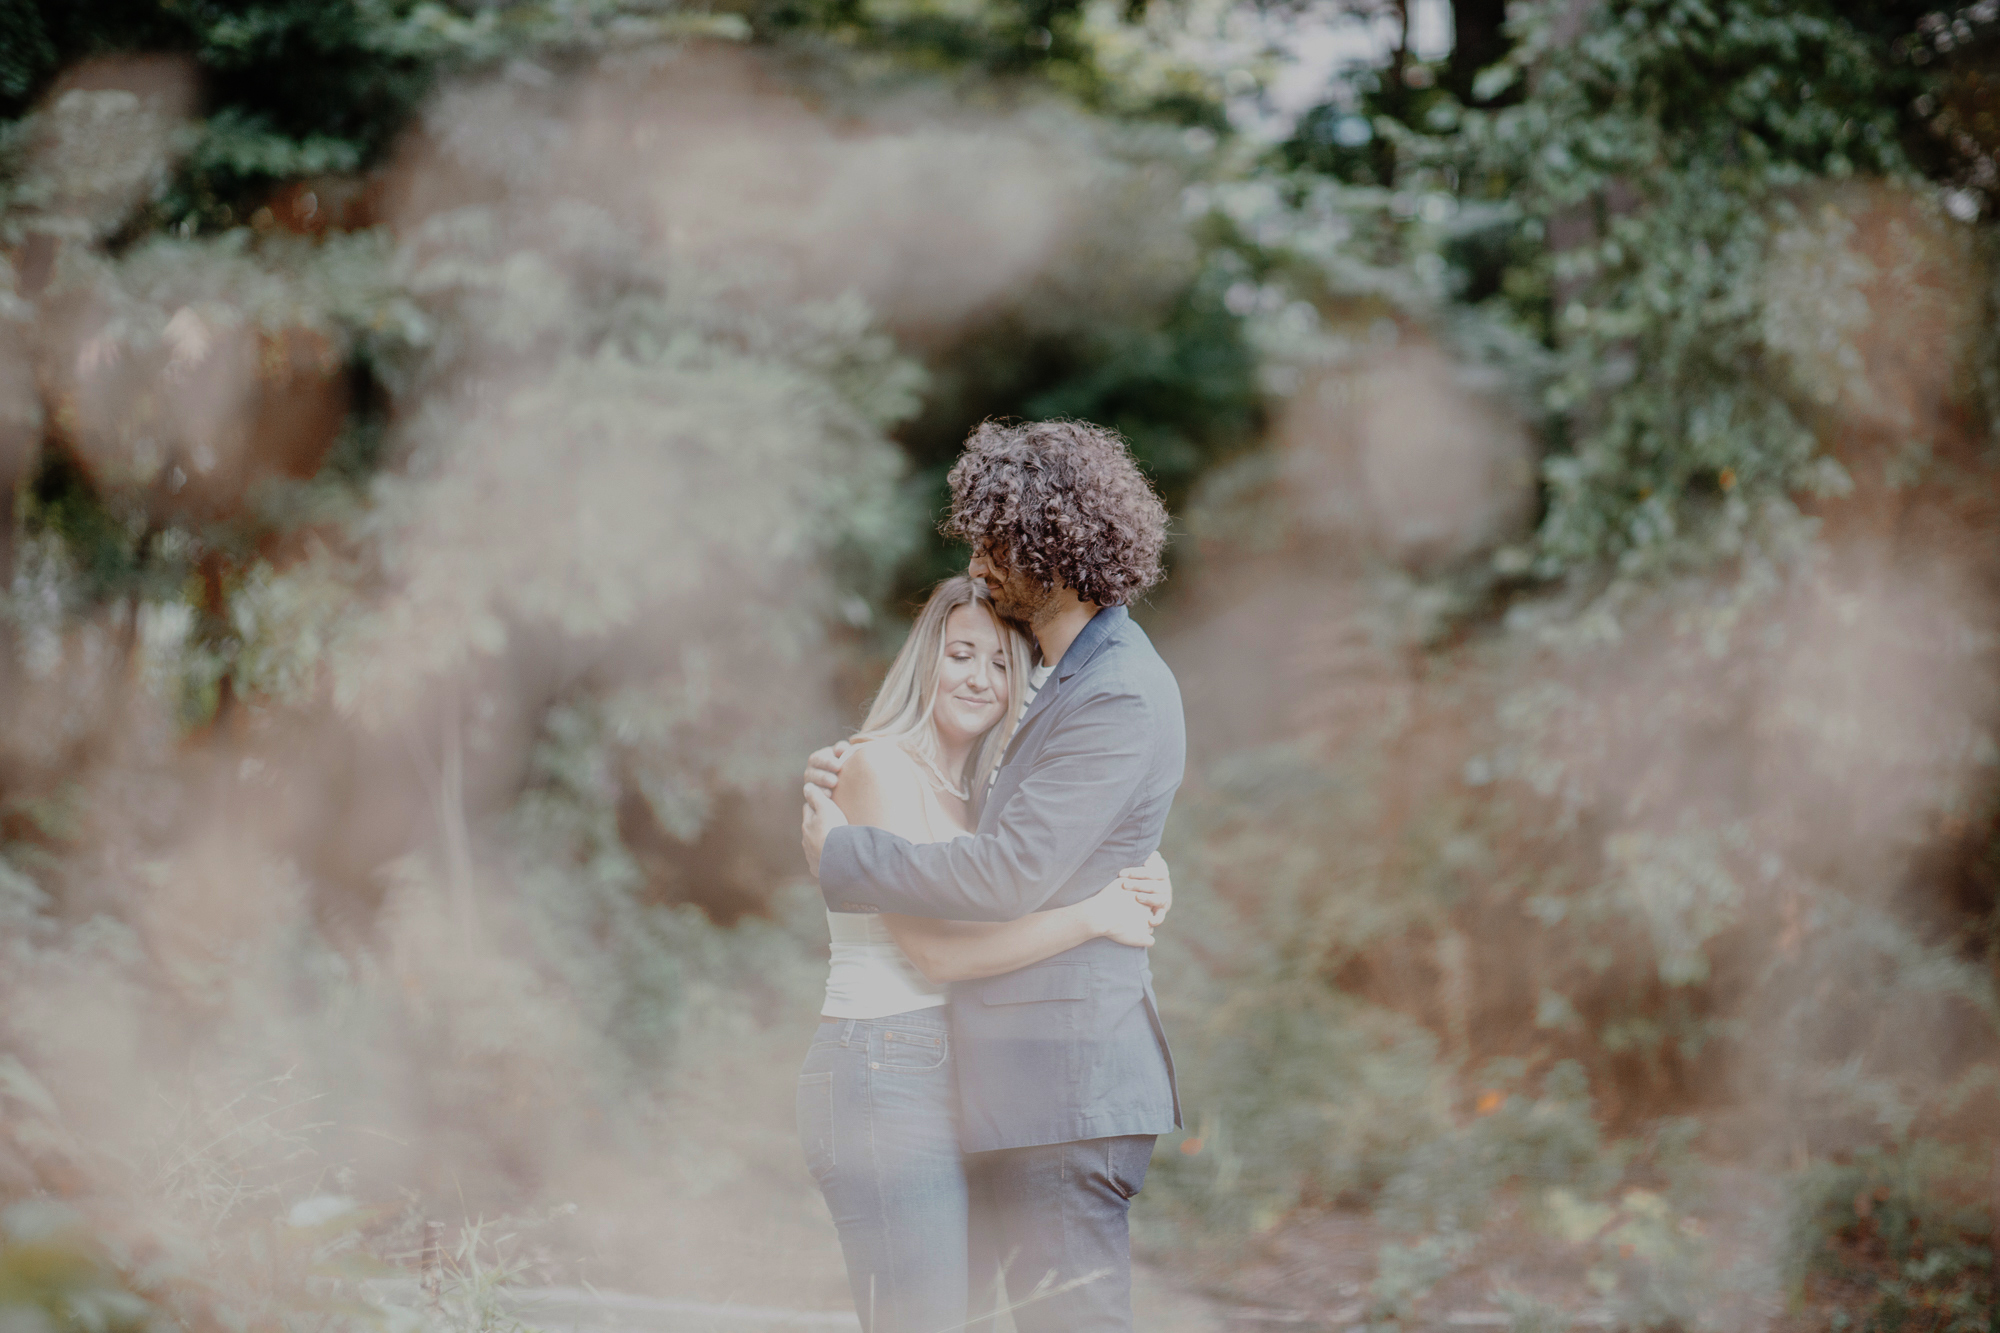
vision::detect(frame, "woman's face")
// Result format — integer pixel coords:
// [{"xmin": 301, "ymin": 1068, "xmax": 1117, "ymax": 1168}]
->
[{"xmin": 932, "ymin": 602, "xmax": 1011, "ymax": 748}]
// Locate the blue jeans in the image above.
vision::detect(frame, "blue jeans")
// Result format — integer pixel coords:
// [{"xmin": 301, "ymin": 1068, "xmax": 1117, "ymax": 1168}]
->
[
  {"xmin": 798, "ymin": 1008, "xmax": 968, "ymax": 1333},
  {"xmin": 964, "ymin": 1135, "xmax": 1156, "ymax": 1333}
]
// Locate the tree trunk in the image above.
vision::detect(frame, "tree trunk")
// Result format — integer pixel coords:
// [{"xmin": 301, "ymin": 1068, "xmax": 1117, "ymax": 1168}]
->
[
  {"xmin": 1391, "ymin": 0, "xmax": 1411, "ymax": 90},
  {"xmin": 1447, "ymin": 0, "xmax": 1510, "ymax": 103}
]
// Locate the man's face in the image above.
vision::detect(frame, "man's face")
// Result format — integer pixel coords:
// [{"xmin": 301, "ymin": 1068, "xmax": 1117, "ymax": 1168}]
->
[{"xmin": 968, "ymin": 544, "xmax": 1055, "ymax": 623}]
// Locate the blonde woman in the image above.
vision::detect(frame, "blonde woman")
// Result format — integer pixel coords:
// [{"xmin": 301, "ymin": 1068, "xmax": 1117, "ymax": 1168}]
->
[{"xmin": 798, "ymin": 576, "xmax": 1167, "ymax": 1333}]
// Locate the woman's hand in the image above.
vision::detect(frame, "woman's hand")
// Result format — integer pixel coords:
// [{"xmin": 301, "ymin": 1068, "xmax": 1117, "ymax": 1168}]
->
[
  {"xmin": 1118, "ymin": 851, "xmax": 1171, "ymax": 926},
  {"xmin": 1081, "ymin": 880, "xmax": 1156, "ymax": 949}
]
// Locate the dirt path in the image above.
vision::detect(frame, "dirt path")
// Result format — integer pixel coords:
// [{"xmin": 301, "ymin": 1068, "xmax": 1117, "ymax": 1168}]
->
[
  {"xmin": 1131, "ymin": 1260, "xmax": 1233, "ymax": 1331},
  {"xmin": 489, "ymin": 1261, "xmax": 1231, "ymax": 1333}
]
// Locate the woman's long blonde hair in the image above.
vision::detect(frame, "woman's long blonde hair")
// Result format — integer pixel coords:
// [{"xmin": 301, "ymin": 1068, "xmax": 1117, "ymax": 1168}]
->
[{"xmin": 854, "ymin": 576, "xmax": 1036, "ymax": 794}]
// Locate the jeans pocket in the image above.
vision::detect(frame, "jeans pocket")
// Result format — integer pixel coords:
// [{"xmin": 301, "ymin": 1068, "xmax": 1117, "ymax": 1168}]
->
[
  {"xmin": 878, "ymin": 1027, "xmax": 947, "ymax": 1072},
  {"xmin": 797, "ymin": 1070, "xmax": 835, "ymax": 1184}
]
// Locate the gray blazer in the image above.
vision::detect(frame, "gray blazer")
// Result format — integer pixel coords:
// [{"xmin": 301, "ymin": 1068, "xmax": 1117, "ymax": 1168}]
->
[{"xmin": 818, "ymin": 604, "xmax": 1185, "ymax": 1152}]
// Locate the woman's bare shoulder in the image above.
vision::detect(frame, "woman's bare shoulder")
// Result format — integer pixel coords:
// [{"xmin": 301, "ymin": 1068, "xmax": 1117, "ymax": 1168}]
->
[
  {"xmin": 846, "ymin": 736, "xmax": 907, "ymax": 762},
  {"xmin": 845, "ymin": 737, "xmax": 923, "ymax": 782},
  {"xmin": 837, "ymin": 739, "xmax": 929, "ymax": 834}
]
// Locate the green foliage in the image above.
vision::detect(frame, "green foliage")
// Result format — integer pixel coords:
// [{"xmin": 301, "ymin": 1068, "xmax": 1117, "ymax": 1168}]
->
[
  {"xmin": 0, "ymin": 15, "xmax": 1265, "ymax": 1265},
  {"xmin": 1136, "ymin": 720, "xmax": 1758, "ymax": 1317},
  {"xmin": 1265, "ymin": 1, "xmax": 1998, "ymax": 584},
  {"xmin": 899, "ymin": 273, "xmax": 1264, "ymax": 588},
  {"xmin": 1787, "ymin": 1142, "xmax": 1996, "ymax": 1333},
  {"xmin": 1139, "ymin": 744, "xmax": 1458, "ymax": 1240},
  {"xmin": 0, "ymin": 1203, "xmax": 162, "ymax": 1333},
  {"xmin": 0, "ymin": 43, "xmax": 950, "ymax": 1330},
  {"xmin": 1370, "ymin": 1230, "xmax": 1476, "ymax": 1324},
  {"xmin": 1525, "ymin": 816, "xmax": 1753, "ymax": 991},
  {"xmin": 4, "ymin": 2, "xmax": 428, "ymax": 224},
  {"xmin": 750, "ymin": 0, "xmax": 1232, "ymax": 128},
  {"xmin": 6, "ymin": 0, "xmax": 1999, "ymax": 1329},
  {"xmin": 1021, "ymin": 267, "xmax": 1263, "ymax": 495},
  {"xmin": 1375, "ymin": 1061, "xmax": 1611, "ymax": 1236},
  {"xmin": 1443, "ymin": 0, "xmax": 1951, "ymax": 576},
  {"xmin": 1145, "ymin": 423, "xmax": 2000, "ymax": 1317},
  {"xmin": 2, "ymin": 1, "xmax": 753, "ymax": 228}
]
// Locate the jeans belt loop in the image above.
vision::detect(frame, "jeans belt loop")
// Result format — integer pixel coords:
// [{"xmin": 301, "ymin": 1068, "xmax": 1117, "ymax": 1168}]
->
[{"xmin": 840, "ymin": 1018, "xmax": 857, "ymax": 1048}]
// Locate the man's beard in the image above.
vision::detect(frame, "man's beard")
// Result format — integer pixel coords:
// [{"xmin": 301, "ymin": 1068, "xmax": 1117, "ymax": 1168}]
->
[{"xmin": 989, "ymin": 571, "xmax": 1057, "ymax": 624}]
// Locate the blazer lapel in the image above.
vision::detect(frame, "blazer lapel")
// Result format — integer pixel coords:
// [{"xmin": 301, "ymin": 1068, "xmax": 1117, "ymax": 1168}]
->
[
  {"xmin": 999, "ymin": 663, "xmax": 1062, "ymax": 769},
  {"xmin": 997, "ymin": 605, "xmax": 1129, "ymax": 767},
  {"xmin": 1054, "ymin": 604, "xmax": 1127, "ymax": 684}
]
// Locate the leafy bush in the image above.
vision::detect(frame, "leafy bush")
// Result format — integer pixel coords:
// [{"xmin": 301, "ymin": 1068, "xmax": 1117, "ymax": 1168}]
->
[
  {"xmin": 8, "ymin": 2, "xmax": 2000, "ymax": 1331},
  {"xmin": 1786, "ymin": 1142, "xmax": 1996, "ymax": 1333}
]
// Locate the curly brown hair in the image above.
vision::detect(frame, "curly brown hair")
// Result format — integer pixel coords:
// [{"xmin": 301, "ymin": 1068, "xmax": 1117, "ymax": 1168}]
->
[{"xmin": 943, "ymin": 419, "xmax": 1170, "ymax": 608}]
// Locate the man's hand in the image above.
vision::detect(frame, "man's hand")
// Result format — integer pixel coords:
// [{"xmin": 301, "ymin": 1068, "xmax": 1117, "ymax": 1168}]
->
[
  {"xmin": 805, "ymin": 739, "xmax": 850, "ymax": 795},
  {"xmin": 1119, "ymin": 851, "xmax": 1172, "ymax": 926},
  {"xmin": 802, "ymin": 785, "xmax": 849, "ymax": 880}
]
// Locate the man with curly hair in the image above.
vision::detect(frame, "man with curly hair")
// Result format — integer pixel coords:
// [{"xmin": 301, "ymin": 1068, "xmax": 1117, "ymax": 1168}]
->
[{"xmin": 802, "ymin": 418, "xmax": 1186, "ymax": 1332}]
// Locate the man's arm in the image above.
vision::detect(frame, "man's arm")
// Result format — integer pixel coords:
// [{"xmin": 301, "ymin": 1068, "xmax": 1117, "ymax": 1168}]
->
[{"xmin": 816, "ymin": 687, "xmax": 1154, "ymax": 922}]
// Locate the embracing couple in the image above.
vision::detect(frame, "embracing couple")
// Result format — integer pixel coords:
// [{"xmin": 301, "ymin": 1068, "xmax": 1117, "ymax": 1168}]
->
[{"xmin": 798, "ymin": 417, "xmax": 1186, "ymax": 1333}]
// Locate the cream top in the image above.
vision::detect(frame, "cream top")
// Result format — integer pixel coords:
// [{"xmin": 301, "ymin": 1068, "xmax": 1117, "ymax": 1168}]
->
[{"xmin": 821, "ymin": 744, "xmax": 970, "ymax": 1019}]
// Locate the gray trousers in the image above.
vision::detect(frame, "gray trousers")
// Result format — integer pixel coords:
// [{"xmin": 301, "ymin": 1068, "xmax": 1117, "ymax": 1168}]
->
[{"xmin": 964, "ymin": 1135, "xmax": 1157, "ymax": 1333}]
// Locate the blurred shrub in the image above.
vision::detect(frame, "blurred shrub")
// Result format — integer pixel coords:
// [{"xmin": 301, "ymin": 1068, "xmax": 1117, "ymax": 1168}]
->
[
  {"xmin": 7, "ymin": 3, "xmax": 2000, "ymax": 1332},
  {"xmin": 1, "ymin": 1, "xmax": 751, "ymax": 228},
  {"xmin": 1144, "ymin": 329, "xmax": 2000, "ymax": 1317},
  {"xmin": 0, "ymin": 1202, "xmax": 160, "ymax": 1333},
  {"xmin": 1257, "ymin": 0, "xmax": 2000, "ymax": 586},
  {"xmin": 0, "ymin": 12, "xmax": 929, "ymax": 1315},
  {"xmin": 1374, "ymin": 1061, "xmax": 1611, "ymax": 1236},
  {"xmin": 1785, "ymin": 1142, "xmax": 1996, "ymax": 1333}
]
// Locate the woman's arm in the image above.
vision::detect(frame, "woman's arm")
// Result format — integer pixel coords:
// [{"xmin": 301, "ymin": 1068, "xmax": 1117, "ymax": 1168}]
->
[{"xmin": 884, "ymin": 878, "xmax": 1155, "ymax": 984}]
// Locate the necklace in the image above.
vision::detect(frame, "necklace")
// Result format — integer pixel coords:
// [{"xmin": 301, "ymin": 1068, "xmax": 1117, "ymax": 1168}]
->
[{"xmin": 908, "ymin": 747, "xmax": 971, "ymax": 801}]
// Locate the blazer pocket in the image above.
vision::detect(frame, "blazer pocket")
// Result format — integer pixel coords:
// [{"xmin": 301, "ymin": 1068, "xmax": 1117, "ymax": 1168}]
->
[{"xmin": 980, "ymin": 964, "xmax": 1089, "ymax": 1005}]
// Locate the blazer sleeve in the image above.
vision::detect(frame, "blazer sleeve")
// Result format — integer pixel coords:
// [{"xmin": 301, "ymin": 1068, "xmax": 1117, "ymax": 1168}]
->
[{"xmin": 818, "ymin": 685, "xmax": 1153, "ymax": 922}]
